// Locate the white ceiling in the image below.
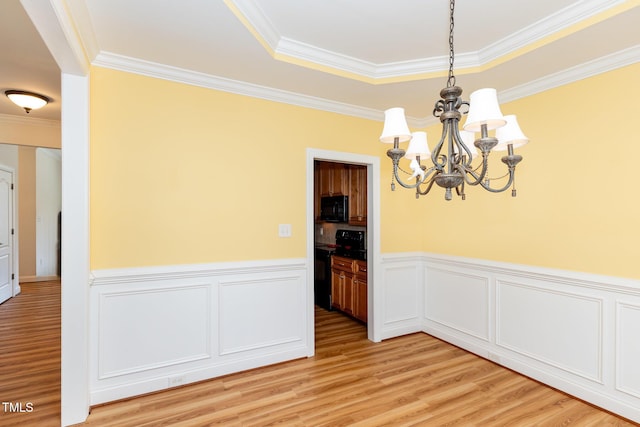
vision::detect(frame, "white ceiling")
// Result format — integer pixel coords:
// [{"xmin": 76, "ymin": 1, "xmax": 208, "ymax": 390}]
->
[{"xmin": 2, "ymin": 0, "xmax": 639, "ymax": 124}]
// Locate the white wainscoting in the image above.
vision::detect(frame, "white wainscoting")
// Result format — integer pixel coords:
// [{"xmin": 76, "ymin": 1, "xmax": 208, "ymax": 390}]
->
[
  {"xmin": 381, "ymin": 252, "xmax": 640, "ymax": 423},
  {"xmin": 89, "ymin": 258, "xmax": 309, "ymax": 405},
  {"xmin": 378, "ymin": 253, "xmax": 424, "ymax": 340},
  {"xmin": 616, "ymin": 301, "xmax": 640, "ymax": 400}
]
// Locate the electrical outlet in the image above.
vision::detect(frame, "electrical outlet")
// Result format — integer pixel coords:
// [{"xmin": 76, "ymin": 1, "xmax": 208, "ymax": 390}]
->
[{"xmin": 168, "ymin": 375, "xmax": 185, "ymax": 387}]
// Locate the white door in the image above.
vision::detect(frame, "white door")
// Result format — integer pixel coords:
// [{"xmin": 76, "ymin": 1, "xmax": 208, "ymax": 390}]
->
[{"xmin": 0, "ymin": 168, "xmax": 14, "ymax": 304}]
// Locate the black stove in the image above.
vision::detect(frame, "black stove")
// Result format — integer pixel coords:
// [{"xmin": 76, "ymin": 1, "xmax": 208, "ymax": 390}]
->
[
  {"xmin": 334, "ymin": 229, "xmax": 366, "ymax": 260},
  {"xmin": 314, "ymin": 229, "xmax": 366, "ymax": 311}
]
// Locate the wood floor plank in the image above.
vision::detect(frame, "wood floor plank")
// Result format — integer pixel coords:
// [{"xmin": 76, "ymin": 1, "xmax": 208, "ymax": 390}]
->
[{"xmin": 2, "ymin": 283, "xmax": 638, "ymax": 426}]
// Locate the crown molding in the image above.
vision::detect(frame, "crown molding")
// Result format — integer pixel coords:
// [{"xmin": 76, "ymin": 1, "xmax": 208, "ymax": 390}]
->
[
  {"xmin": 478, "ymin": 0, "xmax": 630, "ymax": 65},
  {"xmin": 92, "ymin": 52, "xmax": 384, "ymax": 122},
  {"xmin": 500, "ymin": 45, "xmax": 640, "ymax": 104},
  {"xmin": 224, "ymin": 0, "xmax": 280, "ymax": 51},
  {"xmin": 226, "ymin": 0, "xmax": 628, "ymax": 81},
  {"xmin": 64, "ymin": 0, "xmax": 101, "ymax": 62},
  {"xmin": 93, "ymin": 45, "xmax": 638, "ymax": 129}
]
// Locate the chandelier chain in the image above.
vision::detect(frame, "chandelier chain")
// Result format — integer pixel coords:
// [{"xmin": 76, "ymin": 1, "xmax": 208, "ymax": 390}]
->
[{"xmin": 447, "ymin": 0, "xmax": 456, "ymax": 88}]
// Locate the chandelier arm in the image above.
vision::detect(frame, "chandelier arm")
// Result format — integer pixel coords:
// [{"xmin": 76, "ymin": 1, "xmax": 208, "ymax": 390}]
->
[
  {"xmin": 459, "ymin": 163, "xmax": 517, "ymax": 193},
  {"xmin": 478, "ymin": 169, "xmax": 516, "ymax": 193},
  {"xmin": 459, "ymin": 156, "xmax": 490, "ymax": 186},
  {"xmin": 417, "ymin": 173, "xmax": 439, "ymax": 196},
  {"xmin": 452, "ymin": 125, "xmax": 474, "ymax": 169},
  {"xmin": 392, "ymin": 163, "xmax": 438, "ymax": 190},
  {"xmin": 459, "ymin": 154, "xmax": 523, "ymax": 194},
  {"xmin": 476, "ymin": 145, "xmax": 523, "ymax": 193},
  {"xmin": 430, "ymin": 124, "xmax": 448, "ymax": 170}
]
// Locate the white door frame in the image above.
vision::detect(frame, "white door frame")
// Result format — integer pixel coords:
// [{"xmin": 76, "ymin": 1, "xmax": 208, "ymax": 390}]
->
[
  {"xmin": 0, "ymin": 165, "xmax": 18, "ymax": 301},
  {"xmin": 306, "ymin": 148, "xmax": 382, "ymax": 348}
]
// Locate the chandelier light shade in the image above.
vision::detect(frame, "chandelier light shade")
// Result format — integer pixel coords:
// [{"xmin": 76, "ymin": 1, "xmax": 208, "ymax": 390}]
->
[
  {"xmin": 405, "ymin": 131, "xmax": 430, "ymax": 160},
  {"xmin": 380, "ymin": 0, "xmax": 528, "ymax": 201},
  {"xmin": 380, "ymin": 107, "xmax": 412, "ymax": 143},
  {"xmin": 494, "ymin": 115, "xmax": 529, "ymax": 151},
  {"xmin": 5, "ymin": 90, "xmax": 49, "ymax": 113},
  {"xmin": 463, "ymin": 88, "xmax": 506, "ymax": 132}
]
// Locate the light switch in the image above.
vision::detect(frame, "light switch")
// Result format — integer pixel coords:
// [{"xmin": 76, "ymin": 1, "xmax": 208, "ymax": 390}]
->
[{"xmin": 278, "ymin": 224, "xmax": 292, "ymax": 237}]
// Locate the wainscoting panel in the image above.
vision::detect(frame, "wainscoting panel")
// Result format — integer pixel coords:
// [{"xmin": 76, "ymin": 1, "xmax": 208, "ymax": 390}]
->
[
  {"xmin": 379, "ymin": 254, "xmax": 423, "ymax": 339},
  {"xmin": 425, "ymin": 265, "xmax": 490, "ymax": 341},
  {"xmin": 616, "ymin": 300, "xmax": 640, "ymax": 399},
  {"xmin": 218, "ymin": 275, "xmax": 305, "ymax": 355},
  {"xmin": 497, "ymin": 280, "xmax": 602, "ymax": 382},
  {"xmin": 89, "ymin": 259, "xmax": 309, "ymax": 405},
  {"xmin": 97, "ymin": 284, "xmax": 212, "ymax": 379}
]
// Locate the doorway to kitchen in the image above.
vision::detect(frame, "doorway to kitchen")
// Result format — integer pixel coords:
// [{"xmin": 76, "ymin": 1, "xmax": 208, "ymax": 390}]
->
[{"xmin": 306, "ymin": 149, "xmax": 381, "ymax": 347}]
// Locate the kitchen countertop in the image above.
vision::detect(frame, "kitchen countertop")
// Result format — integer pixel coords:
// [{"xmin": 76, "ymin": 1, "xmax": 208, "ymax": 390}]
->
[{"xmin": 315, "ymin": 243, "xmax": 338, "ymax": 251}]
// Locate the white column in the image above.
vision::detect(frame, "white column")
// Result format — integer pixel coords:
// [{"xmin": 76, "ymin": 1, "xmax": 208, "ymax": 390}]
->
[{"xmin": 60, "ymin": 72, "xmax": 90, "ymax": 426}]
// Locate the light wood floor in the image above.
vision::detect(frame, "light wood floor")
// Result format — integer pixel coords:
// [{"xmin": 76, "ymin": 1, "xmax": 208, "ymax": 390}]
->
[
  {"xmin": 1, "ymin": 282, "xmax": 638, "ymax": 426},
  {"xmin": 0, "ymin": 280, "xmax": 60, "ymax": 427}
]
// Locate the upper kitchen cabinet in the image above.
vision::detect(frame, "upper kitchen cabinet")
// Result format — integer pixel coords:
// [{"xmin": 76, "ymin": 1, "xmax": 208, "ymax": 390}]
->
[
  {"xmin": 348, "ymin": 165, "xmax": 367, "ymax": 226},
  {"xmin": 314, "ymin": 161, "xmax": 367, "ymax": 225},
  {"xmin": 318, "ymin": 162, "xmax": 348, "ymax": 197}
]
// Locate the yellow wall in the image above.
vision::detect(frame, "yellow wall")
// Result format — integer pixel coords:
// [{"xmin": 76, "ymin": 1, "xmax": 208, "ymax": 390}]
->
[
  {"xmin": 0, "ymin": 117, "xmax": 60, "ymax": 149},
  {"xmin": 90, "ymin": 67, "xmax": 392, "ymax": 269},
  {"xmin": 420, "ymin": 63, "xmax": 640, "ymax": 279},
  {"xmin": 90, "ymin": 63, "xmax": 640, "ymax": 280}
]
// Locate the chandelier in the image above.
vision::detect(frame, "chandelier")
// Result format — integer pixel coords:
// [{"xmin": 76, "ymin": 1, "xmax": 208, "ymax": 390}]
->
[{"xmin": 380, "ymin": 0, "xmax": 529, "ymax": 201}]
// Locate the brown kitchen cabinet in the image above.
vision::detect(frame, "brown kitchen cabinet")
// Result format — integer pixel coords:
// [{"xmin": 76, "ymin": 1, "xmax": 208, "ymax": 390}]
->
[
  {"xmin": 331, "ymin": 255, "xmax": 352, "ymax": 312},
  {"xmin": 354, "ymin": 259, "xmax": 368, "ymax": 322},
  {"xmin": 348, "ymin": 165, "xmax": 367, "ymax": 226},
  {"xmin": 318, "ymin": 162, "xmax": 348, "ymax": 197},
  {"xmin": 331, "ymin": 255, "xmax": 367, "ymax": 323},
  {"xmin": 315, "ymin": 161, "xmax": 366, "ymax": 225}
]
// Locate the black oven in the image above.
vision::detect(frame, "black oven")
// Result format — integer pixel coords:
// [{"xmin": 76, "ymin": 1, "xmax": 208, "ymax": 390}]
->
[
  {"xmin": 334, "ymin": 229, "xmax": 366, "ymax": 260},
  {"xmin": 314, "ymin": 247, "xmax": 334, "ymax": 310}
]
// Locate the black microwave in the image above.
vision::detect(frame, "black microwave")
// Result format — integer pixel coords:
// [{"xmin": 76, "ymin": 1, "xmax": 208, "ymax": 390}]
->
[{"xmin": 320, "ymin": 195, "xmax": 348, "ymax": 222}]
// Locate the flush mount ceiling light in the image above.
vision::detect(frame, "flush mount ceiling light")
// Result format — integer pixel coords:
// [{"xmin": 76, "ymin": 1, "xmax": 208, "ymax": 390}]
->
[
  {"xmin": 5, "ymin": 90, "xmax": 49, "ymax": 114},
  {"xmin": 380, "ymin": 0, "xmax": 529, "ymax": 201}
]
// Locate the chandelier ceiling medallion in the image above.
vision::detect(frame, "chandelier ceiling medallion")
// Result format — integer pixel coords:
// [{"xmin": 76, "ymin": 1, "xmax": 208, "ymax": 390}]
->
[{"xmin": 380, "ymin": 0, "xmax": 529, "ymax": 201}]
